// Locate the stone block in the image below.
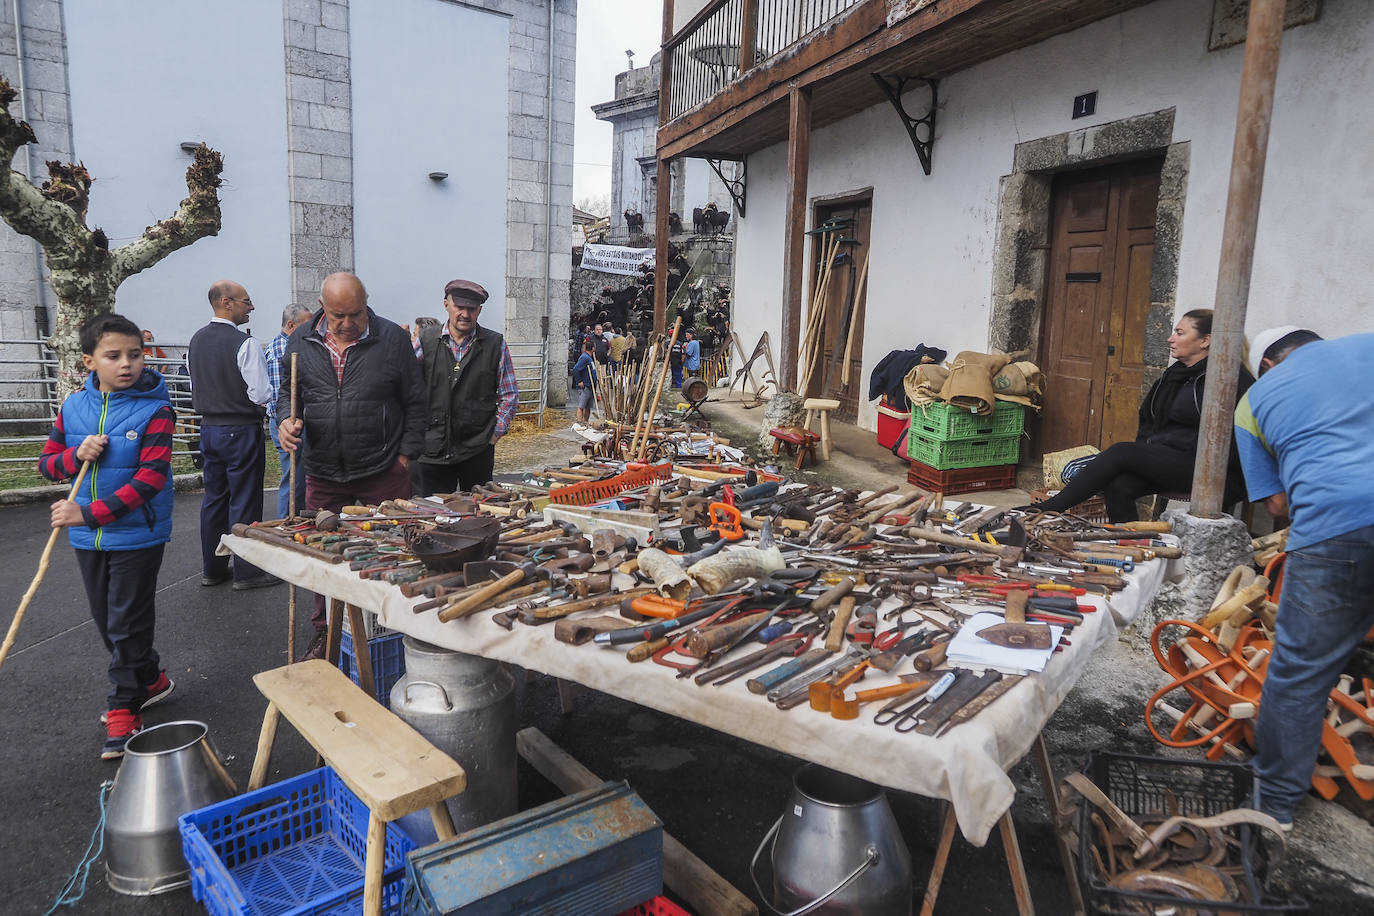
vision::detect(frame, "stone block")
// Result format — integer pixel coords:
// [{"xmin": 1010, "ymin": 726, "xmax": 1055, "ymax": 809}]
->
[
  {"xmin": 508, "ymin": 48, "xmax": 534, "ymax": 74},
  {"xmin": 323, "ymin": 79, "xmax": 350, "ymax": 108},
  {"xmin": 510, "ymin": 179, "xmax": 547, "ymax": 205},
  {"xmin": 294, "ymin": 232, "xmax": 340, "ymax": 268},
  {"xmin": 286, "ymin": 46, "xmax": 349, "ymax": 82},
  {"xmin": 511, "ymin": 68, "xmax": 546, "ymax": 96},
  {"xmin": 292, "ymin": 177, "xmax": 352, "ymax": 207},
  {"xmin": 19, "ymin": 0, "xmax": 61, "ymax": 32},
  {"xmin": 289, "ymin": 125, "xmax": 352, "ymax": 157},
  {"xmin": 514, "ymin": 249, "xmax": 546, "ymax": 278},
  {"xmin": 288, "ymin": 99, "xmax": 313, "ymax": 128},
  {"xmin": 290, "ymin": 151, "xmax": 322, "ymax": 179},
  {"xmin": 320, "ymin": 0, "xmax": 349, "ymax": 31},
  {"xmin": 509, "ymin": 137, "xmax": 534, "ymax": 160},
  {"xmin": 286, "ymin": 0, "xmax": 322, "ymax": 26},
  {"xmin": 519, "ymin": 92, "xmax": 548, "ymax": 118},
  {"xmin": 287, "ymin": 18, "xmax": 314, "ymax": 50},
  {"xmin": 300, "ymin": 203, "xmax": 353, "ymax": 237},
  {"xmin": 19, "ymin": 31, "xmax": 65, "ymax": 62},
  {"xmin": 508, "ymin": 221, "xmax": 534, "ymax": 251},
  {"xmin": 314, "ymin": 26, "xmax": 349, "ymax": 57},
  {"xmin": 320, "ymin": 154, "xmax": 350, "ymax": 181},
  {"xmin": 313, "ymin": 103, "xmax": 351, "ymax": 133},
  {"xmin": 288, "ymin": 74, "xmax": 326, "ymax": 104},
  {"xmin": 509, "ymin": 158, "xmax": 543, "ymax": 183},
  {"xmin": 20, "ymin": 57, "xmax": 64, "ymax": 93}
]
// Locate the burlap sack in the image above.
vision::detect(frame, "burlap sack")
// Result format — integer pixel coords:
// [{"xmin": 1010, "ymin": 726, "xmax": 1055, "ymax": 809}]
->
[
  {"xmin": 1043, "ymin": 445, "xmax": 1099, "ymax": 489},
  {"xmin": 903, "ymin": 363, "xmax": 949, "ymax": 409},
  {"xmin": 938, "ymin": 351, "xmax": 1010, "ymax": 416},
  {"xmin": 992, "ymin": 360, "xmax": 1044, "ymax": 407}
]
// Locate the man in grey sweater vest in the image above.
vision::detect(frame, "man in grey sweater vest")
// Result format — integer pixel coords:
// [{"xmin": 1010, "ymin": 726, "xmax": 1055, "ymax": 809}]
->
[{"xmin": 188, "ymin": 280, "xmax": 279, "ymax": 590}]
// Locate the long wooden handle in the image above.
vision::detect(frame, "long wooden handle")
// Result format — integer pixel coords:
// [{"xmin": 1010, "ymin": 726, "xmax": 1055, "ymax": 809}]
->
[
  {"xmin": 438, "ymin": 568, "xmax": 527, "ymax": 622},
  {"xmin": 1004, "ymin": 590, "xmax": 1029, "ymax": 625},
  {"xmin": 287, "ymin": 351, "xmax": 299, "ymax": 663},
  {"xmin": 0, "ymin": 460, "xmax": 93, "ymax": 673}
]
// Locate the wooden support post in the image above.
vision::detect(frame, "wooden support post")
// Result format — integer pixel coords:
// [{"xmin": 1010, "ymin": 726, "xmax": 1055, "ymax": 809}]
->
[
  {"xmin": 364, "ymin": 812, "xmax": 386, "ymax": 916},
  {"xmin": 739, "ymin": 0, "xmax": 757, "ymax": 72},
  {"xmin": 347, "ymin": 604, "xmax": 376, "ymax": 700},
  {"xmin": 999, "ymin": 811, "xmax": 1037, "ymax": 916},
  {"xmin": 781, "ymin": 84, "xmax": 811, "ymax": 392},
  {"xmin": 1192, "ymin": 0, "xmax": 1287, "ymax": 517},
  {"xmin": 516, "ymin": 727, "xmax": 758, "ymax": 916},
  {"xmin": 919, "ymin": 803, "xmax": 959, "ymax": 916},
  {"xmin": 654, "ymin": 157, "xmax": 672, "ymax": 339}
]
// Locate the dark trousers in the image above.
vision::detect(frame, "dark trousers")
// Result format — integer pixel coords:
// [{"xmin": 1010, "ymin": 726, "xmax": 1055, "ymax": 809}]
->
[
  {"xmin": 416, "ymin": 445, "xmax": 496, "ymax": 496},
  {"xmin": 1033, "ymin": 441, "xmax": 1246, "ymax": 522},
  {"xmin": 200, "ymin": 423, "xmax": 266, "ymax": 582},
  {"xmin": 74, "ymin": 545, "xmax": 165, "ymax": 712},
  {"xmin": 305, "ymin": 459, "xmax": 412, "ymax": 631}
]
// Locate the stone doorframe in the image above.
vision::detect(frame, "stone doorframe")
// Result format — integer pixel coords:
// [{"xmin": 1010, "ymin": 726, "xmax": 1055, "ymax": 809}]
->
[{"xmin": 987, "ymin": 108, "xmax": 1188, "ymax": 392}]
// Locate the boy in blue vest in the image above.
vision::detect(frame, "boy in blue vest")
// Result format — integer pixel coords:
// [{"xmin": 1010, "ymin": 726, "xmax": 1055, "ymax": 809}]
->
[{"xmin": 39, "ymin": 314, "xmax": 178, "ymax": 759}]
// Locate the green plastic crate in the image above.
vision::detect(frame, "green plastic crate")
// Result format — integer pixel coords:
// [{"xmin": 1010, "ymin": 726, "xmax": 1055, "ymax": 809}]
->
[
  {"xmin": 906, "ymin": 431, "xmax": 1022, "ymax": 470},
  {"xmin": 909, "ymin": 401, "xmax": 1025, "ymax": 441}
]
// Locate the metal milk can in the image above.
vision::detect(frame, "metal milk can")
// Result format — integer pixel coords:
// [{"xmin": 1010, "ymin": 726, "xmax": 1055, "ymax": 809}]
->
[
  {"xmin": 391, "ymin": 637, "xmax": 517, "ymax": 843},
  {"xmin": 104, "ymin": 721, "xmax": 237, "ymax": 895},
  {"xmin": 751, "ymin": 763, "xmax": 912, "ymax": 915}
]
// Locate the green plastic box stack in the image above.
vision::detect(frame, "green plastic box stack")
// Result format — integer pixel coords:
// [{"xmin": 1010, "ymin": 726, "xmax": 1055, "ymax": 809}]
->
[{"xmin": 907, "ymin": 401, "xmax": 1025, "ymax": 470}]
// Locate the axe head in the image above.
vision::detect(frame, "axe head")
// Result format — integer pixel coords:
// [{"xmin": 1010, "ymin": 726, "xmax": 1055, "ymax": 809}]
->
[{"xmin": 976, "ymin": 621, "xmax": 1051, "ymax": 650}]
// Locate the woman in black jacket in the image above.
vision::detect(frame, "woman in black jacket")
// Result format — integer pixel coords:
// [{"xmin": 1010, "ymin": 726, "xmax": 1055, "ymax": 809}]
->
[{"xmin": 1030, "ymin": 309, "xmax": 1254, "ymax": 522}]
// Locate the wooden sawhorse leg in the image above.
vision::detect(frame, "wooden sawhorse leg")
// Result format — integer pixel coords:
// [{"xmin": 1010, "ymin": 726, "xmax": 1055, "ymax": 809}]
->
[{"xmin": 920, "ymin": 805, "xmax": 1036, "ymax": 916}]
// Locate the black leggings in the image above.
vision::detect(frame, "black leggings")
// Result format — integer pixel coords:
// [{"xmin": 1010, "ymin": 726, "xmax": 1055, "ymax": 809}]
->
[{"xmin": 1033, "ymin": 442, "xmax": 1197, "ymax": 522}]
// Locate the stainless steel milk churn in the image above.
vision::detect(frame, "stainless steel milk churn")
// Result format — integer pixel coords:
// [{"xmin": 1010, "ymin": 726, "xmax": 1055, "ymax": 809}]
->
[
  {"xmin": 751, "ymin": 763, "xmax": 912, "ymax": 915},
  {"xmin": 391, "ymin": 637, "xmax": 517, "ymax": 842}
]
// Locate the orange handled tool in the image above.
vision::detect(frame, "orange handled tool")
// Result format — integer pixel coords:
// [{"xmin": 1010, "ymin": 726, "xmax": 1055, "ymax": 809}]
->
[{"xmin": 708, "ymin": 502, "xmax": 745, "ymax": 541}]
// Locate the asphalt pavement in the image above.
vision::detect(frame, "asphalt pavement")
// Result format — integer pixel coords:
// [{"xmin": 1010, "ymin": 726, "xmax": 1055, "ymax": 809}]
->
[{"xmin": 0, "ymin": 486, "xmax": 1077, "ymax": 914}]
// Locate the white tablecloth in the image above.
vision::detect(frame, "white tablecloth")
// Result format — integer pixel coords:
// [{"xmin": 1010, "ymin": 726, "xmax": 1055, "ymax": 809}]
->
[{"xmin": 223, "ymin": 534, "xmax": 1170, "ymax": 846}]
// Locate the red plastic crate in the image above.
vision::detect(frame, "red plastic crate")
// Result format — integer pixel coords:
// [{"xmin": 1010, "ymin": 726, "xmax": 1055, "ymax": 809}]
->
[
  {"xmin": 619, "ymin": 896, "xmax": 692, "ymax": 916},
  {"xmin": 907, "ymin": 460, "xmax": 1016, "ymax": 495},
  {"xmin": 876, "ymin": 397, "xmax": 908, "ymax": 450}
]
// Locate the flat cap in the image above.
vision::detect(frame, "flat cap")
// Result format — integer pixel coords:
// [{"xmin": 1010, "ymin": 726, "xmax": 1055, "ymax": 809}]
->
[{"xmin": 444, "ymin": 279, "xmax": 489, "ymax": 305}]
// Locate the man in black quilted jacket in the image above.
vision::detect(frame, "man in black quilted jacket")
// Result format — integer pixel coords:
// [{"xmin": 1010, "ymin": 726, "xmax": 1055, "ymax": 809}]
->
[{"xmin": 277, "ymin": 272, "xmax": 425, "ymax": 660}]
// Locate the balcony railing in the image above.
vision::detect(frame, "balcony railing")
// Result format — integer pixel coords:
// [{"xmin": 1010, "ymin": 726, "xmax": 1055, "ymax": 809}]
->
[{"xmin": 667, "ymin": 0, "xmax": 863, "ymax": 122}]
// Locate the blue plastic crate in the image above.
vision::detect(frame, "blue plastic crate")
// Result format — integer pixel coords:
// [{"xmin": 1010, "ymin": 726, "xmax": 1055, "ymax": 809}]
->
[
  {"xmin": 340, "ymin": 630, "xmax": 406, "ymax": 707},
  {"xmin": 179, "ymin": 766, "xmax": 415, "ymax": 916}
]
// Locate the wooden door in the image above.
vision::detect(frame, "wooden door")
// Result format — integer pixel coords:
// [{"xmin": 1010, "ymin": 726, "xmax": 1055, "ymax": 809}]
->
[
  {"xmin": 1038, "ymin": 160, "xmax": 1161, "ymax": 456},
  {"xmin": 808, "ymin": 196, "xmax": 871, "ymax": 418}
]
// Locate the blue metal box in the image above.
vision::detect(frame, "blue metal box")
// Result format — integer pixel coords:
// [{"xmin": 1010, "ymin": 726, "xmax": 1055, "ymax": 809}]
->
[{"xmin": 406, "ymin": 780, "xmax": 663, "ymax": 916}]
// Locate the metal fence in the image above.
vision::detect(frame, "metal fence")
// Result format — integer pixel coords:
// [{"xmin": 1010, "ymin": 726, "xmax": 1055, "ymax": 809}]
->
[{"xmin": 0, "ymin": 336, "xmax": 550, "ymax": 484}]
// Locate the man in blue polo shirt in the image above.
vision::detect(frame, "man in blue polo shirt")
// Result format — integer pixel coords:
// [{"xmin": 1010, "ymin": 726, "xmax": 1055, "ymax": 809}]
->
[{"xmin": 1233, "ymin": 327, "xmax": 1374, "ymax": 829}]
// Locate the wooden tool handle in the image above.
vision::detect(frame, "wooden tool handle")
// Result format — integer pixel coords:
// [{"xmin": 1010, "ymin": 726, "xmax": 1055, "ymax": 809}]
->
[
  {"xmin": 913, "ymin": 638, "xmax": 950, "ymax": 672},
  {"xmin": 1111, "ymin": 521, "xmax": 1171, "ymax": 532},
  {"xmin": 811, "ymin": 576, "xmax": 857, "ymax": 614},
  {"xmin": 826, "ymin": 596, "xmax": 855, "ymax": 652},
  {"xmin": 627, "ymin": 637, "xmax": 669, "ymax": 663},
  {"xmin": 683, "ymin": 612, "xmax": 767, "ymax": 658},
  {"xmin": 531, "ymin": 586, "xmax": 655, "ymax": 619},
  {"xmin": 1004, "ymin": 590, "xmax": 1029, "ymax": 625},
  {"xmin": 232, "ymin": 524, "xmax": 344, "ymax": 563},
  {"xmin": 438, "ymin": 568, "xmax": 526, "ymax": 622}
]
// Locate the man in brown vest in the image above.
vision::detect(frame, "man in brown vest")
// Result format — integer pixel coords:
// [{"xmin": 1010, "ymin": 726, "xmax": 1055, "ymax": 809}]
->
[{"xmin": 414, "ymin": 279, "xmax": 518, "ymax": 495}]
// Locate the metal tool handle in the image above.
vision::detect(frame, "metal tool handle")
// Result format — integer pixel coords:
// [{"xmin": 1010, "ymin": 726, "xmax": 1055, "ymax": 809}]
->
[
  {"xmin": 403, "ymin": 680, "xmax": 453, "ymax": 711},
  {"xmin": 749, "ymin": 815, "xmax": 880, "ymax": 916}
]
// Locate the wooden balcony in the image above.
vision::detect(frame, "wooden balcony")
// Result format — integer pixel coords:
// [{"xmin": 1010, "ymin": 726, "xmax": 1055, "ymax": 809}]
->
[{"xmin": 658, "ymin": 0, "xmax": 1158, "ymax": 160}]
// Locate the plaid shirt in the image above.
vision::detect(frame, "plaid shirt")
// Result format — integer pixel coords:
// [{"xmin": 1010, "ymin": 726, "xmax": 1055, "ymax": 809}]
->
[
  {"xmin": 320, "ymin": 323, "xmax": 370, "ymax": 386},
  {"xmin": 414, "ymin": 325, "xmax": 520, "ymax": 437},
  {"xmin": 265, "ymin": 331, "xmax": 289, "ymax": 425}
]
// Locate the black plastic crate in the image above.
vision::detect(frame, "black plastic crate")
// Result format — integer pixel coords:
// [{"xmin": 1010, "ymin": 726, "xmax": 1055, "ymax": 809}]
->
[{"xmin": 1076, "ymin": 752, "xmax": 1307, "ymax": 915}]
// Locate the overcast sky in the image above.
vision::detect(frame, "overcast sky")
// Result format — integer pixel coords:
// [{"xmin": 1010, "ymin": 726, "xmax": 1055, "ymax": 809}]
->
[{"xmin": 573, "ymin": 1, "xmax": 662, "ymax": 210}]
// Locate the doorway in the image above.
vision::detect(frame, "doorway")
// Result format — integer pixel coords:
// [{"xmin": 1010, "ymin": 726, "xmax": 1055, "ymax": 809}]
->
[
  {"xmin": 807, "ymin": 194, "xmax": 872, "ymax": 419},
  {"xmin": 1037, "ymin": 158, "xmax": 1163, "ymax": 455}
]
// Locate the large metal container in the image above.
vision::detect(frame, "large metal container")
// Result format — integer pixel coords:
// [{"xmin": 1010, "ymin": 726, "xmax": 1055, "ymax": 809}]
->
[
  {"xmin": 751, "ymin": 764, "xmax": 912, "ymax": 915},
  {"xmin": 104, "ymin": 721, "xmax": 236, "ymax": 895},
  {"xmin": 391, "ymin": 637, "xmax": 517, "ymax": 843}
]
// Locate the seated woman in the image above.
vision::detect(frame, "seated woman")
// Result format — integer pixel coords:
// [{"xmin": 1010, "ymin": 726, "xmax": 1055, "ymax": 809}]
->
[{"xmin": 1030, "ymin": 309, "xmax": 1254, "ymax": 522}]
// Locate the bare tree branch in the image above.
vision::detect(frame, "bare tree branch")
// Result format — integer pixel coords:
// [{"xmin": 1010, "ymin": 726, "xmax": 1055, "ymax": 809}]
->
[
  {"xmin": 109, "ymin": 144, "xmax": 224, "ymax": 283},
  {"xmin": 0, "ymin": 79, "xmax": 90, "ymax": 255}
]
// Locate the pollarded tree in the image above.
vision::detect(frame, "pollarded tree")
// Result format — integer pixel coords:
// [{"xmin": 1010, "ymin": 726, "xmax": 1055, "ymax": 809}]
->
[{"xmin": 0, "ymin": 76, "xmax": 224, "ymax": 396}]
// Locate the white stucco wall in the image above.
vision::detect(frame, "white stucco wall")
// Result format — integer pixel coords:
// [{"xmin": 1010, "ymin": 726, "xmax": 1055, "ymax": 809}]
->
[
  {"xmin": 65, "ymin": 0, "xmax": 291, "ymax": 343},
  {"xmin": 732, "ymin": 0, "xmax": 1374, "ymax": 432},
  {"xmin": 352, "ymin": 0, "xmax": 509, "ymax": 329}
]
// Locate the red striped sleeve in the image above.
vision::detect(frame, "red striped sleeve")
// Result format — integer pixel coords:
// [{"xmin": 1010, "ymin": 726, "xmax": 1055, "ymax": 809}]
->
[
  {"xmin": 82, "ymin": 406, "xmax": 176, "ymax": 528},
  {"xmin": 37, "ymin": 410, "xmax": 81, "ymax": 481}
]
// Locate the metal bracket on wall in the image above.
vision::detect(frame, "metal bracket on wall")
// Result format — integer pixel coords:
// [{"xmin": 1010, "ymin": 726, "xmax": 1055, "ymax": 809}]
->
[
  {"xmin": 872, "ymin": 75, "xmax": 938, "ymax": 176},
  {"xmin": 705, "ymin": 157, "xmax": 747, "ymax": 218}
]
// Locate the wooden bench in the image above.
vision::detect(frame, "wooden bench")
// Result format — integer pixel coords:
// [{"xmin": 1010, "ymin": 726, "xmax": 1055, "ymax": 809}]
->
[
  {"xmin": 247, "ymin": 660, "xmax": 467, "ymax": 916},
  {"xmin": 803, "ymin": 397, "xmax": 840, "ymax": 461},
  {"xmin": 769, "ymin": 426, "xmax": 820, "ymax": 469}
]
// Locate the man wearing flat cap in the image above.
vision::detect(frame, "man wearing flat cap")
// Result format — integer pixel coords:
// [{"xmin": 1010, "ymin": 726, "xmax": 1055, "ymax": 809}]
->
[{"xmin": 414, "ymin": 278, "xmax": 518, "ymax": 494}]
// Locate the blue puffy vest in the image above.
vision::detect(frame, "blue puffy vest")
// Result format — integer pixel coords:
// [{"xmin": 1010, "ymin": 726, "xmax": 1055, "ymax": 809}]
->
[{"xmin": 60, "ymin": 369, "xmax": 174, "ymax": 551}]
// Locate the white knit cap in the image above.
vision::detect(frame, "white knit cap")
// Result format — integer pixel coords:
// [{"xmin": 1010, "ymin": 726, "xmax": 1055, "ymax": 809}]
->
[{"xmin": 1248, "ymin": 325, "xmax": 1302, "ymax": 378}]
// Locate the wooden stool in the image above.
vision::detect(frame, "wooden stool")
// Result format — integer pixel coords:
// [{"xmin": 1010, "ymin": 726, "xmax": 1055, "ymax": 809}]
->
[
  {"xmin": 803, "ymin": 398, "xmax": 840, "ymax": 461},
  {"xmin": 247, "ymin": 660, "xmax": 467, "ymax": 916},
  {"xmin": 769, "ymin": 425, "xmax": 820, "ymax": 470}
]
